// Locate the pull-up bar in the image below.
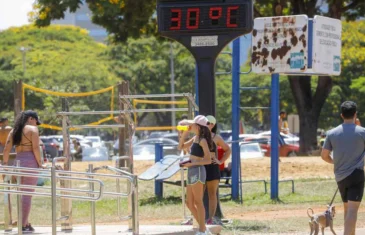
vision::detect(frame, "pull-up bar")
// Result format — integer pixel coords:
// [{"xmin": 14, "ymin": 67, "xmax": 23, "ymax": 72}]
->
[
  {"xmin": 68, "ymin": 124, "xmax": 125, "ymax": 129},
  {"xmin": 120, "ymin": 93, "xmax": 192, "ymax": 99},
  {"xmin": 58, "ymin": 108, "xmax": 189, "ymax": 116}
]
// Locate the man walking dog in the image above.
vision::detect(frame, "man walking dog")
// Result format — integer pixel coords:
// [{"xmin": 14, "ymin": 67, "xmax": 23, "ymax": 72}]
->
[{"xmin": 321, "ymin": 101, "xmax": 365, "ymax": 235}]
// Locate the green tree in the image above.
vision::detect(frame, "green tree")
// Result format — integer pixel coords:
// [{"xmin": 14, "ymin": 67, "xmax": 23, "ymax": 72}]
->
[
  {"xmin": 31, "ymin": 0, "xmax": 156, "ymax": 42},
  {"xmin": 0, "ymin": 25, "xmax": 119, "ymax": 133}
]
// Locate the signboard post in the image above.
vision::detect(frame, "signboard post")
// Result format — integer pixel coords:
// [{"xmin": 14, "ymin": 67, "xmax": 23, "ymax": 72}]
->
[{"xmin": 251, "ymin": 15, "xmax": 342, "ymax": 200}]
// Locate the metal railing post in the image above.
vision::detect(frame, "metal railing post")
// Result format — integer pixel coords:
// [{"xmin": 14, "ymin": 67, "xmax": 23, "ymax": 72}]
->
[
  {"xmin": 180, "ymin": 164, "xmax": 186, "ymax": 219},
  {"xmin": 16, "ymin": 160, "xmax": 22, "ymax": 235},
  {"xmin": 3, "ymin": 160, "xmax": 13, "ymax": 232},
  {"xmin": 61, "ymin": 113, "xmax": 72, "ymax": 231},
  {"xmin": 132, "ymin": 175, "xmax": 139, "ymax": 235},
  {"xmin": 88, "ymin": 164, "xmax": 96, "ymax": 235},
  {"xmin": 51, "ymin": 161, "xmax": 57, "ymax": 235}
]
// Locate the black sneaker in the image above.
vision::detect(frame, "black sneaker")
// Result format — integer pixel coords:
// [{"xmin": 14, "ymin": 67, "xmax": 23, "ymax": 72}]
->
[
  {"xmin": 27, "ymin": 224, "xmax": 35, "ymax": 232},
  {"xmin": 22, "ymin": 224, "xmax": 34, "ymax": 233}
]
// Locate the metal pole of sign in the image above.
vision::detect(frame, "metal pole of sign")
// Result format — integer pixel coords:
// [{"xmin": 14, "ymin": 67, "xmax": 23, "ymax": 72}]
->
[
  {"xmin": 16, "ymin": 160, "xmax": 22, "ymax": 235},
  {"xmin": 270, "ymin": 73, "xmax": 280, "ymax": 199},
  {"xmin": 231, "ymin": 38, "xmax": 241, "ymax": 200},
  {"xmin": 88, "ymin": 164, "xmax": 96, "ymax": 235},
  {"xmin": 154, "ymin": 143, "xmax": 163, "ymax": 198}
]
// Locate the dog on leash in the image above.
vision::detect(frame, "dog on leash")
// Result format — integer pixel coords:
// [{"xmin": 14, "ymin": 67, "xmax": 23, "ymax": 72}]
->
[{"xmin": 307, "ymin": 206, "xmax": 336, "ymax": 235}]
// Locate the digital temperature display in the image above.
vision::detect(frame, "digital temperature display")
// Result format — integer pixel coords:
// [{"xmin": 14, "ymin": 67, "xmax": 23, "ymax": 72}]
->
[{"xmin": 157, "ymin": 0, "xmax": 252, "ymax": 34}]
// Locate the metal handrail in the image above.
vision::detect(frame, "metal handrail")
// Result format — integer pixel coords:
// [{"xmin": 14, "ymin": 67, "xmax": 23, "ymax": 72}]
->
[{"xmin": 0, "ymin": 162, "xmax": 138, "ymax": 234}]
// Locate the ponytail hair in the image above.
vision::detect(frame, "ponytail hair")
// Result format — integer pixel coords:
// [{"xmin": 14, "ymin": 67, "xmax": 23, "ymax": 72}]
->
[
  {"xmin": 12, "ymin": 112, "xmax": 28, "ymax": 145},
  {"xmin": 198, "ymin": 124, "xmax": 214, "ymax": 150}
]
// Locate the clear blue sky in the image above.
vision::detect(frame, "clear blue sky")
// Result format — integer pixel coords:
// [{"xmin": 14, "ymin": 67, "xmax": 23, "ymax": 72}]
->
[{"xmin": 0, "ymin": 0, "xmax": 33, "ymax": 30}]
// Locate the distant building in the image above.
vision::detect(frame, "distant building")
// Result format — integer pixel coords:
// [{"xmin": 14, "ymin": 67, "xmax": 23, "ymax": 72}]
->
[{"xmin": 51, "ymin": 3, "xmax": 108, "ymax": 42}]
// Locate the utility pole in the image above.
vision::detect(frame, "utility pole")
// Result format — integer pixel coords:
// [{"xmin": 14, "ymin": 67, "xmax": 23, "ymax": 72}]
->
[{"xmin": 170, "ymin": 42, "xmax": 176, "ymax": 130}]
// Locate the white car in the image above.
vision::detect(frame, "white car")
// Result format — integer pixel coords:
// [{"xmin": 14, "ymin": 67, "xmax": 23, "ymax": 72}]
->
[
  {"xmin": 257, "ymin": 131, "xmax": 299, "ymax": 146},
  {"xmin": 239, "ymin": 142, "xmax": 265, "ymax": 159},
  {"xmin": 85, "ymin": 136, "xmax": 105, "ymax": 148}
]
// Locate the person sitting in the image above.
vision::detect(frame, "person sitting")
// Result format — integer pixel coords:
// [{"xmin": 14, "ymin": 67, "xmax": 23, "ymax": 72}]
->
[{"xmin": 72, "ymin": 140, "xmax": 82, "ymax": 160}]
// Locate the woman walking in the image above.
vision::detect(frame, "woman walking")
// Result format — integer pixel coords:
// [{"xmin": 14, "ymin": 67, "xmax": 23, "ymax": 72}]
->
[
  {"xmin": 2, "ymin": 110, "xmax": 42, "ymax": 233},
  {"xmin": 205, "ymin": 115, "xmax": 231, "ymax": 224},
  {"xmin": 178, "ymin": 115, "xmax": 213, "ymax": 235}
]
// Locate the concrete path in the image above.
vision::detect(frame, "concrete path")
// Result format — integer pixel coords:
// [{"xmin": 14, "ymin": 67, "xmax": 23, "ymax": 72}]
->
[{"xmin": 1, "ymin": 224, "xmax": 222, "ymax": 235}]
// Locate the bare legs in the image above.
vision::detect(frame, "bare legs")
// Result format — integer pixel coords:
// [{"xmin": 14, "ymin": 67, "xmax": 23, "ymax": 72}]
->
[
  {"xmin": 186, "ymin": 183, "xmax": 206, "ymax": 233},
  {"xmin": 343, "ymin": 201, "xmax": 360, "ymax": 235},
  {"xmin": 206, "ymin": 179, "xmax": 219, "ymax": 220}
]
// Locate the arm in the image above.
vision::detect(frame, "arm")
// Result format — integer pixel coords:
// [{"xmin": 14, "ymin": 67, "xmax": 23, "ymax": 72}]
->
[
  {"xmin": 31, "ymin": 127, "xmax": 42, "ymax": 167},
  {"xmin": 321, "ymin": 149, "xmax": 333, "ymax": 164},
  {"xmin": 2, "ymin": 130, "xmax": 13, "ymax": 165},
  {"xmin": 215, "ymin": 135, "xmax": 231, "ymax": 164},
  {"xmin": 321, "ymin": 135, "xmax": 333, "ymax": 164},
  {"xmin": 178, "ymin": 131, "xmax": 194, "ymax": 151},
  {"xmin": 191, "ymin": 139, "xmax": 211, "ymax": 166}
]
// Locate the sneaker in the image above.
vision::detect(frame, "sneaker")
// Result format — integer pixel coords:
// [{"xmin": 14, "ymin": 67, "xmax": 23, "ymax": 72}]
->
[
  {"xmin": 22, "ymin": 225, "xmax": 34, "ymax": 233},
  {"xmin": 206, "ymin": 218, "xmax": 213, "ymax": 225},
  {"xmin": 204, "ymin": 227, "xmax": 212, "ymax": 235},
  {"xmin": 27, "ymin": 224, "xmax": 35, "ymax": 232},
  {"xmin": 181, "ymin": 218, "xmax": 193, "ymax": 225}
]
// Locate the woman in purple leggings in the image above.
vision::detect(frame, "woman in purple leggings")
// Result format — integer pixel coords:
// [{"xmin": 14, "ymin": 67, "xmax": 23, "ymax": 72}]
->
[{"xmin": 3, "ymin": 110, "xmax": 42, "ymax": 233}]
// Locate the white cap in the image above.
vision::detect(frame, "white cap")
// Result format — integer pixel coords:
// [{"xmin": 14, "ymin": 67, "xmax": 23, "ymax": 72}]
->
[{"xmin": 179, "ymin": 115, "xmax": 209, "ymax": 127}]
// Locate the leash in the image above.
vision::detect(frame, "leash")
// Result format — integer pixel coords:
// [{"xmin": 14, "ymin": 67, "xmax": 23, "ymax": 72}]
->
[{"xmin": 329, "ymin": 188, "xmax": 338, "ymax": 207}]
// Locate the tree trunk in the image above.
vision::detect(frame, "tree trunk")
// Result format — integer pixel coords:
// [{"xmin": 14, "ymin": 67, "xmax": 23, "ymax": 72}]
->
[{"xmin": 289, "ymin": 76, "xmax": 333, "ymax": 154}]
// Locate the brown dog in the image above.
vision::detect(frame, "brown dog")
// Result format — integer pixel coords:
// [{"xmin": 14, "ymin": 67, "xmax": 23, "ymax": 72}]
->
[{"xmin": 307, "ymin": 206, "xmax": 336, "ymax": 235}]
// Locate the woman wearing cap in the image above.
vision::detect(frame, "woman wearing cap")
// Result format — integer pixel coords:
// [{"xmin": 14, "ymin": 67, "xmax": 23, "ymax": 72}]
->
[
  {"xmin": 178, "ymin": 115, "xmax": 213, "ymax": 235},
  {"xmin": 2, "ymin": 110, "xmax": 42, "ymax": 232},
  {"xmin": 205, "ymin": 115, "xmax": 231, "ymax": 225}
]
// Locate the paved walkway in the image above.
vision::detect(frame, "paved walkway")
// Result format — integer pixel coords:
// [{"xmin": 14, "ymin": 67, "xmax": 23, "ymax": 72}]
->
[{"xmin": 1, "ymin": 225, "xmax": 221, "ymax": 235}]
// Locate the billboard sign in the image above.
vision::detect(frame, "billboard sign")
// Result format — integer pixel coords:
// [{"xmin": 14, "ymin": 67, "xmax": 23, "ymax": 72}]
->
[
  {"xmin": 252, "ymin": 15, "xmax": 309, "ymax": 74},
  {"xmin": 312, "ymin": 16, "xmax": 342, "ymax": 75}
]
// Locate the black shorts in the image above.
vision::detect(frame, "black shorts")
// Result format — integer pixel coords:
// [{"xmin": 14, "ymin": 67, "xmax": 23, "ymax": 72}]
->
[
  {"xmin": 205, "ymin": 164, "xmax": 220, "ymax": 181},
  {"xmin": 337, "ymin": 169, "xmax": 365, "ymax": 202}
]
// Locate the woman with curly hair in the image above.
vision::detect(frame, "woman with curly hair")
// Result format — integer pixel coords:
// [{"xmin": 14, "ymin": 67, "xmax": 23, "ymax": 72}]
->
[
  {"xmin": 2, "ymin": 110, "xmax": 42, "ymax": 233},
  {"xmin": 178, "ymin": 115, "xmax": 213, "ymax": 235}
]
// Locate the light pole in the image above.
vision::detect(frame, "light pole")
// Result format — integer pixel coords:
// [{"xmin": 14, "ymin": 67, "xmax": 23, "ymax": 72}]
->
[
  {"xmin": 170, "ymin": 42, "xmax": 176, "ymax": 130},
  {"xmin": 19, "ymin": 47, "xmax": 30, "ymax": 76}
]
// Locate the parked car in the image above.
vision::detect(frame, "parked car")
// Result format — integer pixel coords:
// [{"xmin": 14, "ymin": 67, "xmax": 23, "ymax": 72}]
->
[
  {"xmin": 239, "ymin": 142, "xmax": 265, "ymax": 159},
  {"xmin": 163, "ymin": 133, "xmax": 179, "ymax": 142},
  {"xmin": 132, "ymin": 144, "xmax": 156, "ymax": 160},
  {"xmin": 85, "ymin": 136, "xmax": 105, "ymax": 148},
  {"xmin": 220, "ymin": 130, "xmax": 232, "ymax": 142},
  {"xmin": 81, "ymin": 147, "xmax": 109, "ymax": 161},
  {"xmin": 40, "ymin": 136, "xmax": 61, "ymax": 159},
  {"xmin": 113, "ymin": 136, "xmax": 139, "ymax": 155},
  {"xmin": 257, "ymin": 131, "xmax": 299, "ymax": 146},
  {"xmin": 244, "ymin": 136, "xmax": 299, "ymax": 157},
  {"xmin": 147, "ymin": 131, "xmax": 170, "ymax": 139},
  {"xmin": 134, "ymin": 138, "xmax": 180, "ymax": 156}
]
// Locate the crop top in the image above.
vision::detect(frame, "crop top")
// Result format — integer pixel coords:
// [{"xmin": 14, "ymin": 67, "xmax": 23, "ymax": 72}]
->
[{"xmin": 190, "ymin": 142, "xmax": 204, "ymax": 158}]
